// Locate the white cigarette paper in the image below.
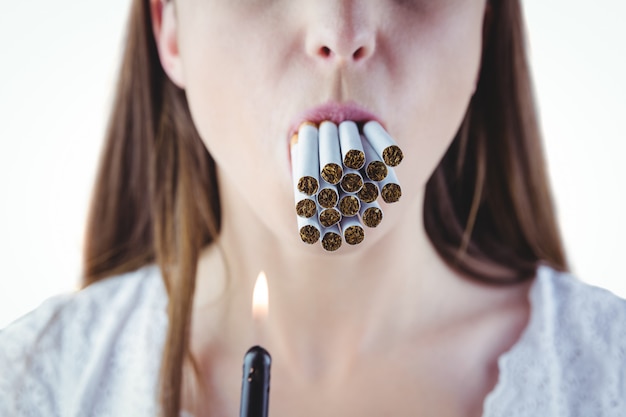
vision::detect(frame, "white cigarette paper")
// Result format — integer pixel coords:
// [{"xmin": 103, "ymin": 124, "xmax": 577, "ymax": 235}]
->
[
  {"xmin": 361, "ymin": 134, "xmax": 388, "ymax": 181},
  {"xmin": 341, "ymin": 216, "xmax": 365, "ymax": 245},
  {"xmin": 359, "ymin": 200, "xmax": 384, "ymax": 228},
  {"xmin": 363, "ymin": 121, "xmax": 403, "ymax": 167},
  {"xmin": 318, "ymin": 121, "xmax": 343, "ymax": 185},
  {"xmin": 297, "ymin": 215, "xmax": 321, "ymax": 244},
  {"xmin": 379, "ymin": 167, "xmax": 402, "ymax": 204},
  {"xmin": 296, "ymin": 123, "xmax": 320, "ymax": 195},
  {"xmin": 338, "ymin": 121, "xmax": 365, "ymax": 170}
]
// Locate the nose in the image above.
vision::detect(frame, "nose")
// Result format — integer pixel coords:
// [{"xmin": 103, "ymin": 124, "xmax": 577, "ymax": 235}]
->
[{"xmin": 304, "ymin": 1, "xmax": 376, "ymax": 64}]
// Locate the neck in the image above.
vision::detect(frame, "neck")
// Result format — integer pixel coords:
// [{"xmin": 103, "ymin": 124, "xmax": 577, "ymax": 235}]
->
[{"xmin": 192, "ymin": 176, "xmax": 461, "ymax": 380}]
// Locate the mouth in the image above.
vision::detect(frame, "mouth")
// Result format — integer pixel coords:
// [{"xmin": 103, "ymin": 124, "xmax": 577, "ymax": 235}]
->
[{"xmin": 287, "ymin": 101, "xmax": 385, "ymax": 139}]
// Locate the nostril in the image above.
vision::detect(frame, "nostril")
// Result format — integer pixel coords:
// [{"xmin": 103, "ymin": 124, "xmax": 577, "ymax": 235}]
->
[
  {"xmin": 352, "ymin": 47, "xmax": 366, "ymax": 61},
  {"xmin": 320, "ymin": 46, "xmax": 332, "ymax": 58}
]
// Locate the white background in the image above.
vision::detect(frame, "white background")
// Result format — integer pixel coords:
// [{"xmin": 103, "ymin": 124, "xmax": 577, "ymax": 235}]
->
[{"xmin": 0, "ymin": 1, "xmax": 625, "ymax": 328}]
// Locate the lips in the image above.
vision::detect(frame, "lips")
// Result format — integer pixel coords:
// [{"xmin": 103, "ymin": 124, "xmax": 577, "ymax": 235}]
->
[{"xmin": 288, "ymin": 101, "xmax": 384, "ymax": 138}]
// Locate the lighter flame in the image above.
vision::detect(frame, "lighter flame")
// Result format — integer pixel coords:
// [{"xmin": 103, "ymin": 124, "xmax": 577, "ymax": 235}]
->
[{"xmin": 252, "ymin": 271, "xmax": 269, "ymax": 321}]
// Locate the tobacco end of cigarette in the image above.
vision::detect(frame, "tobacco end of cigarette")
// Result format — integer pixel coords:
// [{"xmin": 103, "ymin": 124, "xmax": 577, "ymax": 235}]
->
[
  {"xmin": 357, "ymin": 182, "xmax": 379, "ymax": 203},
  {"xmin": 340, "ymin": 173, "xmax": 364, "ymax": 194},
  {"xmin": 296, "ymin": 199, "xmax": 317, "ymax": 218},
  {"xmin": 297, "ymin": 176, "xmax": 319, "ymax": 196},
  {"xmin": 362, "ymin": 207, "xmax": 383, "ymax": 228},
  {"xmin": 366, "ymin": 161, "xmax": 388, "ymax": 182},
  {"xmin": 381, "ymin": 183, "xmax": 402, "ymax": 203},
  {"xmin": 339, "ymin": 195, "xmax": 360, "ymax": 217},
  {"xmin": 344, "ymin": 150, "xmax": 365, "ymax": 170},
  {"xmin": 321, "ymin": 232, "xmax": 342, "ymax": 252},
  {"xmin": 319, "ymin": 208, "xmax": 341, "ymax": 228},
  {"xmin": 321, "ymin": 164, "xmax": 343, "ymax": 185},
  {"xmin": 344, "ymin": 225, "xmax": 365, "ymax": 245},
  {"xmin": 382, "ymin": 146, "xmax": 404, "ymax": 167},
  {"xmin": 317, "ymin": 188, "xmax": 339, "ymax": 209},
  {"xmin": 300, "ymin": 225, "xmax": 320, "ymax": 244}
]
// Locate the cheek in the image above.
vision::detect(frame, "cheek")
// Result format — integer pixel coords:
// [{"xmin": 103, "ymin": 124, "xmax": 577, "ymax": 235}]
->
[{"xmin": 389, "ymin": 8, "xmax": 483, "ymax": 190}]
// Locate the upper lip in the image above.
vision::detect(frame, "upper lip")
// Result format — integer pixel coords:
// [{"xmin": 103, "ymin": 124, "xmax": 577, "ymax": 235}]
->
[{"xmin": 288, "ymin": 101, "xmax": 384, "ymax": 138}]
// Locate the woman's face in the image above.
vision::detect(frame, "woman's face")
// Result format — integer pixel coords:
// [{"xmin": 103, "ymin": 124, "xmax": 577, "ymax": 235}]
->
[{"xmin": 158, "ymin": 0, "xmax": 487, "ymax": 245}]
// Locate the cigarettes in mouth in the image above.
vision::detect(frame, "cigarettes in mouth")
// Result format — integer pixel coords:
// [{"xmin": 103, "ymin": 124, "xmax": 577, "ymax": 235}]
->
[
  {"xmin": 363, "ymin": 121, "xmax": 404, "ymax": 167},
  {"xmin": 361, "ymin": 134, "xmax": 388, "ymax": 181},
  {"xmin": 318, "ymin": 206, "xmax": 342, "ymax": 228},
  {"xmin": 340, "ymin": 168, "xmax": 364, "ymax": 194},
  {"xmin": 297, "ymin": 215, "xmax": 321, "ymax": 244},
  {"xmin": 357, "ymin": 181, "xmax": 379, "ymax": 204},
  {"xmin": 321, "ymin": 225, "xmax": 343, "ymax": 252},
  {"xmin": 342, "ymin": 217, "xmax": 365, "ymax": 245},
  {"xmin": 379, "ymin": 168, "xmax": 402, "ymax": 204},
  {"xmin": 338, "ymin": 193, "xmax": 361, "ymax": 217},
  {"xmin": 318, "ymin": 122, "xmax": 343, "ymax": 185},
  {"xmin": 339, "ymin": 121, "xmax": 365, "ymax": 170},
  {"xmin": 296, "ymin": 123, "xmax": 320, "ymax": 195},
  {"xmin": 360, "ymin": 201, "xmax": 384, "ymax": 228},
  {"xmin": 291, "ymin": 118, "xmax": 402, "ymax": 250},
  {"xmin": 317, "ymin": 179, "xmax": 339, "ymax": 209}
]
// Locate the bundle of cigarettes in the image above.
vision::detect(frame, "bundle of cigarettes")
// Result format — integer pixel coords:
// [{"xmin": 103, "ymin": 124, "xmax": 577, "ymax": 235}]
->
[{"xmin": 291, "ymin": 120, "xmax": 403, "ymax": 251}]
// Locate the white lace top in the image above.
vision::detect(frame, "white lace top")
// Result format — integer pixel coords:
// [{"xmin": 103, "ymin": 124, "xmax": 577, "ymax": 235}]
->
[{"xmin": 1, "ymin": 265, "xmax": 625, "ymax": 416}]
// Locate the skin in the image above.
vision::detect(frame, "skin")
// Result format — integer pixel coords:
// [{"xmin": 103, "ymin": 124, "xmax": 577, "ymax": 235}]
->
[{"xmin": 151, "ymin": 1, "xmax": 533, "ymax": 416}]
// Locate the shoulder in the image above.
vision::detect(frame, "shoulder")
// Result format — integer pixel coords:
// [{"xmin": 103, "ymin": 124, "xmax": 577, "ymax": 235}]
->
[
  {"xmin": 0, "ymin": 265, "xmax": 167, "ymax": 416},
  {"xmin": 485, "ymin": 265, "xmax": 626, "ymax": 416}
]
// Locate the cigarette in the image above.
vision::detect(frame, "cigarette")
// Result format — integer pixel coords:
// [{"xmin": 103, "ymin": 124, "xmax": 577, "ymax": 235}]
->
[
  {"xmin": 297, "ymin": 215, "xmax": 321, "ymax": 244},
  {"xmin": 360, "ymin": 201, "xmax": 384, "ymax": 228},
  {"xmin": 363, "ymin": 121, "xmax": 404, "ymax": 167},
  {"xmin": 341, "ymin": 217, "xmax": 365, "ymax": 245},
  {"xmin": 356, "ymin": 181, "xmax": 379, "ymax": 204},
  {"xmin": 338, "ymin": 193, "xmax": 361, "ymax": 218},
  {"xmin": 339, "ymin": 168, "xmax": 364, "ymax": 194},
  {"xmin": 295, "ymin": 123, "xmax": 320, "ymax": 195},
  {"xmin": 321, "ymin": 225, "xmax": 343, "ymax": 252},
  {"xmin": 379, "ymin": 168, "xmax": 402, "ymax": 203},
  {"xmin": 338, "ymin": 121, "xmax": 365, "ymax": 170},
  {"xmin": 317, "ymin": 179, "xmax": 339, "ymax": 209},
  {"xmin": 318, "ymin": 122, "xmax": 343, "ymax": 185},
  {"xmin": 361, "ymin": 134, "xmax": 388, "ymax": 181},
  {"xmin": 291, "ymin": 142, "xmax": 317, "ymax": 218},
  {"xmin": 318, "ymin": 206, "xmax": 342, "ymax": 228}
]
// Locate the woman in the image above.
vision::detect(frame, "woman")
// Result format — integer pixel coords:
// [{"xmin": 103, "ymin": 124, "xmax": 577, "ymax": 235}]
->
[{"xmin": 1, "ymin": 0, "xmax": 624, "ymax": 416}]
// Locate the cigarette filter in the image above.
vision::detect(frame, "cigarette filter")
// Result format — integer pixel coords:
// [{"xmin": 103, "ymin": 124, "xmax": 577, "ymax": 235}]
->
[
  {"xmin": 338, "ymin": 194, "xmax": 361, "ymax": 217},
  {"xmin": 321, "ymin": 225, "xmax": 343, "ymax": 252},
  {"xmin": 357, "ymin": 181, "xmax": 379, "ymax": 204},
  {"xmin": 339, "ymin": 168, "xmax": 364, "ymax": 194},
  {"xmin": 341, "ymin": 217, "xmax": 365, "ymax": 245},
  {"xmin": 297, "ymin": 215, "xmax": 321, "ymax": 244},
  {"xmin": 363, "ymin": 121, "xmax": 403, "ymax": 167},
  {"xmin": 338, "ymin": 121, "xmax": 365, "ymax": 170},
  {"xmin": 318, "ymin": 207, "xmax": 342, "ymax": 228},
  {"xmin": 380, "ymin": 168, "xmax": 402, "ymax": 203},
  {"xmin": 318, "ymin": 121, "xmax": 343, "ymax": 185},
  {"xmin": 317, "ymin": 179, "xmax": 339, "ymax": 209},
  {"xmin": 360, "ymin": 201, "xmax": 384, "ymax": 228},
  {"xmin": 296, "ymin": 123, "xmax": 320, "ymax": 195},
  {"xmin": 361, "ymin": 134, "xmax": 388, "ymax": 181}
]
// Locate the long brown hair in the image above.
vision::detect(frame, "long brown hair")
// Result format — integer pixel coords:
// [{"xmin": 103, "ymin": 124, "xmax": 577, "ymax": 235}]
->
[{"xmin": 83, "ymin": 0, "xmax": 567, "ymax": 415}]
